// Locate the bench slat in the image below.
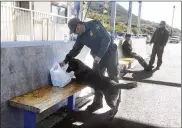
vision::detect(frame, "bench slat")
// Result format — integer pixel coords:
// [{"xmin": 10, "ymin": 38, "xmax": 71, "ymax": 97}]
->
[
  {"xmin": 9, "ymin": 82, "xmax": 86, "ymax": 113},
  {"xmin": 120, "ymin": 58, "xmax": 135, "ymax": 62}
]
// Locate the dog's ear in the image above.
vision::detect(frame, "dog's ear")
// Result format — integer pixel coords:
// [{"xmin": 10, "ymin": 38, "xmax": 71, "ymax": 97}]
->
[{"xmin": 65, "ymin": 55, "xmax": 73, "ymax": 63}]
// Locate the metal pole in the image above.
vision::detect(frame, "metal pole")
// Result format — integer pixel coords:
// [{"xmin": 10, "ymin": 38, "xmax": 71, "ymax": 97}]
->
[
  {"xmin": 66, "ymin": 2, "xmax": 71, "ymax": 23},
  {"xmin": 84, "ymin": 2, "xmax": 91, "ymax": 21},
  {"xmin": 127, "ymin": 1, "xmax": 132, "ymax": 34},
  {"xmin": 110, "ymin": 1, "xmax": 116, "ymax": 39},
  {"xmin": 79, "ymin": 2, "xmax": 83, "ymax": 21},
  {"xmin": 171, "ymin": 5, "xmax": 175, "ymax": 36},
  {"xmin": 29, "ymin": 2, "xmax": 34, "ymax": 41},
  {"xmin": 137, "ymin": 1, "xmax": 142, "ymax": 36}
]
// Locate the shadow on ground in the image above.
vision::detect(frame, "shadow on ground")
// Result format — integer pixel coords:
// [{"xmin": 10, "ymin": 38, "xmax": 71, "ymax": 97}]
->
[
  {"xmin": 123, "ymin": 76, "xmax": 181, "ymax": 88},
  {"xmin": 52, "ymin": 107, "xmax": 161, "ymax": 128},
  {"xmin": 129, "ymin": 69, "xmax": 157, "ymax": 80}
]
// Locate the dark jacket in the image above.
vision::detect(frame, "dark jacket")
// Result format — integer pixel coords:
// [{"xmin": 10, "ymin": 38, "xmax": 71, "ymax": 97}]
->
[
  {"xmin": 150, "ymin": 27, "xmax": 169, "ymax": 46},
  {"xmin": 122, "ymin": 40, "xmax": 133, "ymax": 57},
  {"xmin": 64, "ymin": 20, "xmax": 116, "ymax": 64}
]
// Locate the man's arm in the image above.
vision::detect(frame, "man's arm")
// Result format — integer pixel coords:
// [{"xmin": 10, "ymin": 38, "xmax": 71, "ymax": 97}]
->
[
  {"xmin": 150, "ymin": 29, "xmax": 157, "ymax": 44},
  {"xmin": 94, "ymin": 20, "xmax": 111, "ymax": 59},
  {"xmin": 162, "ymin": 30, "xmax": 169, "ymax": 46},
  {"xmin": 63, "ymin": 38, "xmax": 84, "ymax": 64}
]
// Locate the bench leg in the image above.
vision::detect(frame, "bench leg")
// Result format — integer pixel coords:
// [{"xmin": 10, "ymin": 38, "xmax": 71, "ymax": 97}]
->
[
  {"xmin": 24, "ymin": 110, "xmax": 36, "ymax": 128},
  {"xmin": 68, "ymin": 95, "xmax": 75, "ymax": 110}
]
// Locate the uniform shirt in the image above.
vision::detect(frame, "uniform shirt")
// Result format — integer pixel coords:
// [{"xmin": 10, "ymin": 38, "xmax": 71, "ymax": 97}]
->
[
  {"xmin": 64, "ymin": 20, "xmax": 116, "ymax": 63},
  {"xmin": 150, "ymin": 27, "xmax": 169, "ymax": 46}
]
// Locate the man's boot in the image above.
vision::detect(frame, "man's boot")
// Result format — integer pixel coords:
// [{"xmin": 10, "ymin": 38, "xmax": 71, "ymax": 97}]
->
[
  {"xmin": 156, "ymin": 64, "xmax": 161, "ymax": 70},
  {"xmin": 86, "ymin": 91, "xmax": 103, "ymax": 113},
  {"xmin": 145, "ymin": 65, "xmax": 154, "ymax": 71},
  {"xmin": 156, "ymin": 60, "xmax": 162, "ymax": 70},
  {"xmin": 156, "ymin": 66, "xmax": 160, "ymax": 70}
]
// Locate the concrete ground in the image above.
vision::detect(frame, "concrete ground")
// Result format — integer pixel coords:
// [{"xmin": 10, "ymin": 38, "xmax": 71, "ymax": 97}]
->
[{"xmin": 38, "ymin": 43, "xmax": 181, "ymax": 128}]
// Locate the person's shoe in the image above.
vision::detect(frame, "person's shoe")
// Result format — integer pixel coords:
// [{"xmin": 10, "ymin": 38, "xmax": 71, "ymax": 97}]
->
[
  {"xmin": 144, "ymin": 65, "xmax": 154, "ymax": 71},
  {"xmin": 149, "ymin": 65, "xmax": 154, "ymax": 69},
  {"xmin": 85, "ymin": 102, "xmax": 103, "ymax": 113},
  {"xmin": 156, "ymin": 66, "xmax": 160, "ymax": 70}
]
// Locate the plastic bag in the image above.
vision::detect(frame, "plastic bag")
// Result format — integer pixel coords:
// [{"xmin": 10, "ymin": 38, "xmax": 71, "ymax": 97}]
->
[{"xmin": 50, "ymin": 62, "xmax": 71, "ymax": 87}]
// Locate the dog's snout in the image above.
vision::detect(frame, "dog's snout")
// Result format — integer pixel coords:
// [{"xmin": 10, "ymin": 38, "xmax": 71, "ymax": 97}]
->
[{"xmin": 66, "ymin": 66, "xmax": 72, "ymax": 73}]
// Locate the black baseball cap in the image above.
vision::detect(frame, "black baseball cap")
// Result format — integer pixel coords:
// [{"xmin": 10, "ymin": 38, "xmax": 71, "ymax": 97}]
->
[
  {"xmin": 160, "ymin": 21, "xmax": 166, "ymax": 25},
  {"xmin": 68, "ymin": 17, "xmax": 81, "ymax": 34},
  {"xmin": 125, "ymin": 33, "xmax": 131, "ymax": 38}
]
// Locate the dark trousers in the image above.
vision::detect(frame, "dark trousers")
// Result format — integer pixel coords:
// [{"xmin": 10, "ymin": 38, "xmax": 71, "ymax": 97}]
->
[
  {"xmin": 149, "ymin": 44, "xmax": 164, "ymax": 68},
  {"xmin": 92, "ymin": 48, "xmax": 119, "ymax": 104},
  {"xmin": 130, "ymin": 52, "xmax": 148, "ymax": 69}
]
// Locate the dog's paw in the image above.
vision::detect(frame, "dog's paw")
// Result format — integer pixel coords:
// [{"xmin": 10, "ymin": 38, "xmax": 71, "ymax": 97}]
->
[
  {"xmin": 76, "ymin": 81, "xmax": 82, "ymax": 84},
  {"xmin": 71, "ymin": 78, "xmax": 77, "ymax": 82}
]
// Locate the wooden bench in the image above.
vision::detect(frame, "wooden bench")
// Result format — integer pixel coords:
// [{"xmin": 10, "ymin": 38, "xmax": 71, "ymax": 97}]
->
[
  {"xmin": 119, "ymin": 58, "xmax": 136, "ymax": 77},
  {"xmin": 119, "ymin": 57, "xmax": 135, "ymax": 69},
  {"xmin": 8, "ymin": 82, "xmax": 86, "ymax": 128}
]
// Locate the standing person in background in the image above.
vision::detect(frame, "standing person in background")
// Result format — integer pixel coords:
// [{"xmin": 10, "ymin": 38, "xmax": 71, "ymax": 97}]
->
[{"xmin": 147, "ymin": 21, "xmax": 169, "ymax": 70}]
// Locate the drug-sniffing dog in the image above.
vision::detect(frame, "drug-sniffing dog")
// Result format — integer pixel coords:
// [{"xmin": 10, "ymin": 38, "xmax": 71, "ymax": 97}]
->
[{"xmin": 66, "ymin": 56, "xmax": 137, "ymax": 120}]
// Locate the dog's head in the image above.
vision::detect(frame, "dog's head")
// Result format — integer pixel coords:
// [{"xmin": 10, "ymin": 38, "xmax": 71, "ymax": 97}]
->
[
  {"xmin": 66, "ymin": 57, "xmax": 79, "ymax": 73},
  {"xmin": 66, "ymin": 55, "xmax": 87, "ymax": 73}
]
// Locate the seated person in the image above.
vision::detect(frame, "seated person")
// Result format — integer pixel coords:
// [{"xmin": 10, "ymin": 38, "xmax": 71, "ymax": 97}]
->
[{"xmin": 120, "ymin": 34, "xmax": 149, "ymax": 71}]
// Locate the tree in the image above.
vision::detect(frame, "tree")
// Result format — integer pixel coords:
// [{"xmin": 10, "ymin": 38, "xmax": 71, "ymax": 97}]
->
[{"xmin": 132, "ymin": 27, "xmax": 137, "ymax": 34}]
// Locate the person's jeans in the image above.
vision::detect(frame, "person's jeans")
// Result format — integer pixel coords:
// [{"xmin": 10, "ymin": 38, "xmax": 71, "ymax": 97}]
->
[
  {"xmin": 131, "ymin": 52, "xmax": 148, "ymax": 69},
  {"xmin": 149, "ymin": 44, "xmax": 164, "ymax": 68}
]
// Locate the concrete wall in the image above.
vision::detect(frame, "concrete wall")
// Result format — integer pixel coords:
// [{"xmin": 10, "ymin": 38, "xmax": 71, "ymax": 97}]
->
[{"xmin": 1, "ymin": 41, "xmax": 90, "ymax": 128}]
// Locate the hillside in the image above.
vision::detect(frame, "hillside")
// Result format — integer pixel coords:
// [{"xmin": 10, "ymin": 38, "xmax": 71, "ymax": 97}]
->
[{"xmin": 87, "ymin": 2, "xmax": 181, "ymax": 36}]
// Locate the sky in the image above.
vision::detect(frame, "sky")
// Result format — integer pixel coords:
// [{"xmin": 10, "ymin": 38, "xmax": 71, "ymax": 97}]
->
[{"xmin": 117, "ymin": 2, "xmax": 181, "ymax": 30}]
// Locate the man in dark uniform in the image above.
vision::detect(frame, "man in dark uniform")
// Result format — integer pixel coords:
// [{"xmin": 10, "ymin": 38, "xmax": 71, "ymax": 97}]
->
[
  {"xmin": 59, "ymin": 18, "xmax": 136, "ymax": 113},
  {"xmin": 121, "ymin": 34, "xmax": 149, "ymax": 70},
  {"xmin": 147, "ymin": 21, "xmax": 169, "ymax": 70}
]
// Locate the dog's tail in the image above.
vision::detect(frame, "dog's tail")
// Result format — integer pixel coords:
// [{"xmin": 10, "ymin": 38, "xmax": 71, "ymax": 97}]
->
[{"xmin": 115, "ymin": 81, "xmax": 138, "ymax": 89}]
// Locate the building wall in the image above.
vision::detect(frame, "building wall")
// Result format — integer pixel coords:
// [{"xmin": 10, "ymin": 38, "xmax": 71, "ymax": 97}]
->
[
  {"xmin": 1, "ymin": 2, "xmax": 16, "ymax": 6},
  {"xmin": 1, "ymin": 2, "xmax": 71, "ymax": 42},
  {"xmin": 33, "ymin": 2, "xmax": 51, "ymax": 13}
]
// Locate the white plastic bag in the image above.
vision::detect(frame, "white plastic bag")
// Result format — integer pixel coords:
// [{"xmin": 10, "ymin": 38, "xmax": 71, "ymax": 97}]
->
[{"xmin": 50, "ymin": 62, "xmax": 71, "ymax": 87}]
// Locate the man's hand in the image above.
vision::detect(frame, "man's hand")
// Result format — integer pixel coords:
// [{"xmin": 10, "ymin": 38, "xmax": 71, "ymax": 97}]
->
[
  {"xmin": 59, "ymin": 62, "xmax": 65, "ymax": 67},
  {"xmin": 94, "ymin": 56, "xmax": 101, "ymax": 64}
]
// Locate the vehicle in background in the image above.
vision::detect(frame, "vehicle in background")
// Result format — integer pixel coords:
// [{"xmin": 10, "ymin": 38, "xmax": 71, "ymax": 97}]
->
[
  {"xmin": 138, "ymin": 34, "xmax": 151, "ymax": 44},
  {"xmin": 145, "ymin": 35, "xmax": 151, "ymax": 44},
  {"xmin": 131, "ymin": 34, "xmax": 137, "ymax": 38},
  {"xmin": 117, "ymin": 32, "xmax": 125, "ymax": 39},
  {"xmin": 169, "ymin": 36, "xmax": 180, "ymax": 43}
]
